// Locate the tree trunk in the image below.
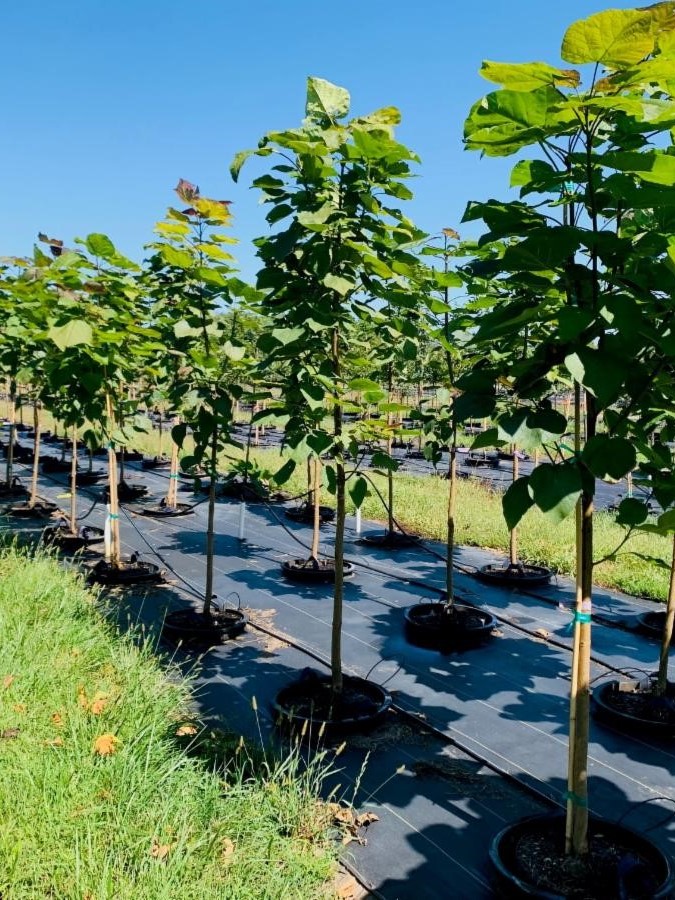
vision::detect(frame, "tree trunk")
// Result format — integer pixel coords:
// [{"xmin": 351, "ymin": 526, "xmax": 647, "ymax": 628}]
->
[
  {"xmin": 566, "ymin": 384, "xmax": 592, "ymax": 856},
  {"xmin": 29, "ymin": 403, "xmax": 41, "ymax": 508},
  {"xmin": 446, "ymin": 423, "xmax": 457, "ymax": 606},
  {"xmin": 167, "ymin": 422, "xmax": 179, "ymax": 508},
  {"xmin": 509, "ymin": 446, "xmax": 519, "ymax": 566},
  {"xmin": 158, "ymin": 410, "xmax": 163, "ymax": 458},
  {"xmin": 69, "ymin": 427, "xmax": 78, "ymax": 534},
  {"xmin": 310, "ymin": 457, "xmax": 321, "ymax": 560},
  {"xmin": 656, "ymin": 535, "xmax": 675, "ymax": 696},
  {"xmin": 203, "ymin": 426, "xmax": 219, "ymax": 619},
  {"xmin": 105, "ymin": 394, "xmax": 121, "ymax": 568},
  {"xmin": 6, "ymin": 382, "xmax": 15, "ymax": 485},
  {"xmin": 331, "ymin": 327, "xmax": 344, "ymax": 697}
]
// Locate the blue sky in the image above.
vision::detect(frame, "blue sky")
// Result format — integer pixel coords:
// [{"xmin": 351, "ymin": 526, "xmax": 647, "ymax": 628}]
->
[{"xmin": 0, "ymin": 1, "xmax": 639, "ymax": 281}]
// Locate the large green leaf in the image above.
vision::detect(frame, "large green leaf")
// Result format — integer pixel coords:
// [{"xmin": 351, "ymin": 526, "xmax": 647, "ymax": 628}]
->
[
  {"xmin": 529, "ymin": 462, "xmax": 582, "ymax": 524},
  {"xmin": 616, "ymin": 498, "xmax": 649, "ymax": 527},
  {"xmin": 502, "ymin": 476, "xmax": 535, "ymax": 530},
  {"xmin": 305, "ymin": 76, "xmax": 350, "ymax": 122},
  {"xmin": 48, "ymin": 319, "xmax": 93, "ymax": 351},
  {"xmin": 582, "ymin": 435, "xmax": 636, "ymax": 481},
  {"xmin": 564, "ymin": 349, "xmax": 625, "ymax": 408},
  {"xmin": 561, "ymin": 7, "xmax": 661, "ymax": 67},
  {"xmin": 349, "ymin": 476, "xmax": 368, "ymax": 509},
  {"xmin": 85, "ymin": 233, "xmax": 116, "ymax": 260},
  {"xmin": 480, "ymin": 60, "xmax": 580, "ymax": 92}
]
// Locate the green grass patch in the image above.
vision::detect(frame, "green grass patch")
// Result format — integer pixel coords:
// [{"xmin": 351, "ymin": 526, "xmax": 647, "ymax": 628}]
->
[{"xmin": 0, "ymin": 545, "xmax": 339, "ymax": 899}]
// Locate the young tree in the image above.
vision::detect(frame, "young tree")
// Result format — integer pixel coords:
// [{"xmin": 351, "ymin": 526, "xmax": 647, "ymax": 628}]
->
[
  {"xmin": 463, "ymin": 3, "xmax": 675, "ymax": 868},
  {"xmin": 235, "ymin": 77, "xmax": 426, "ymax": 699}
]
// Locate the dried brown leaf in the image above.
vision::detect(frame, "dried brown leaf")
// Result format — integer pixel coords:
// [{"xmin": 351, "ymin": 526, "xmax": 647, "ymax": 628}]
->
[{"xmin": 93, "ymin": 733, "xmax": 121, "ymax": 756}]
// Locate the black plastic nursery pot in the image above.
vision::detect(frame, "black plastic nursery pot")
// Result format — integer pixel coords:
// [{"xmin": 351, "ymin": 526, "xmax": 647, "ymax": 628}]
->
[
  {"xmin": 141, "ymin": 456, "xmax": 171, "ymax": 470},
  {"xmin": 285, "ymin": 503, "xmax": 335, "ymax": 524},
  {"xmin": 405, "ymin": 449, "xmax": 426, "ymax": 460},
  {"xmin": 43, "ymin": 525, "xmax": 105, "ymax": 553},
  {"xmin": 464, "ymin": 454, "xmax": 500, "ymax": 468},
  {"xmin": 489, "ymin": 812, "xmax": 673, "ymax": 899},
  {"xmin": 272, "ymin": 672, "xmax": 392, "ymax": 739},
  {"xmin": 41, "ymin": 457, "xmax": 71, "ymax": 474},
  {"xmin": 0, "ymin": 479, "xmax": 29, "ymax": 499},
  {"xmin": 75, "ymin": 470, "xmax": 105, "ymax": 486},
  {"xmin": 216, "ymin": 480, "xmax": 269, "ymax": 503},
  {"xmin": 592, "ymin": 678, "xmax": 675, "ymax": 738},
  {"xmin": 5, "ymin": 499, "xmax": 58, "ymax": 518},
  {"xmin": 88, "ymin": 558, "xmax": 164, "ymax": 586},
  {"xmin": 475, "ymin": 562, "xmax": 552, "ymax": 588},
  {"xmin": 359, "ymin": 529, "xmax": 419, "ymax": 550},
  {"xmin": 281, "ymin": 557, "xmax": 355, "ymax": 584},
  {"xmin": 404, "ymin": 601, "xmax": 496, "ymax": 649},
  {"xmin": 140, "ymin": 501, "xmax": 194, "ymax": 518},
  {"xmin": 115, "ymin": 450, "xmax": 144, "ymax": 462},
  {"xmin": 108, "ymin": 480, "xmax": 150, "ymax": 503},
  {"xmin": 162, "ymin": 606, "xmax": 248, "ymax": 646},
  {"xmin": 637, "ymin": 610, "xmax": 671, "ymax": 642}
]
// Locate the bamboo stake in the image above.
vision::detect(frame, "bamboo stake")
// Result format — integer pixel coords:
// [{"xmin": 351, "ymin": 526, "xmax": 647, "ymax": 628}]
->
[
  {"xmin": 29, "ymin": 403, "xmax": 41, "ymax": 508},
  {"xmin": 167, "ymin": 420, "xmax": 179, "ymax": 508},
  {"xmin": 105, "ymin": 394, "xmax": 121, "ymax": 568},
  {"xmin": 204, "ymin": 427, "xmax": 219, "ymax": 617},
  {"xmin": 656, "ymin": 535, "xmax": 675, "ymax": 697},
  {"xmin": 311, "ymin": 457, "xmax": 321, "ymax": 560},
  {"xmin": 446, "ymin": 422, "xmax": 457, "ymax": 605},
  {"xmin": 69, "ymin": 427, "xmax": 77, "ymax": 534},
  {"xmin": 509, "ymin": 445, "xmax": 519, "ymax": 566}
]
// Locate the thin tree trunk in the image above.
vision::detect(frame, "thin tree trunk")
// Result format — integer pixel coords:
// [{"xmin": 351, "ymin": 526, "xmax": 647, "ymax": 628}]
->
[
  {"xmin": 566, "ymin": 384, "xmax": 592, "ymax": 856},
  {"xmin": 656, "ymin": 535, "xmax": 675, "ymax": 696},
  {"xmin": 29, "ymin": 402, "xmax": 41, "ymax": 508},
  {"xmin": 69, "ymin": 427, "xmax": 78, "ymax": 534},
  {"xmin": 204, "ymin": 426, "xmax": 219, "ymax": 618},
  {"xmin": 158, "ymin": 410, "xmax": 163, "ymax": 458},
  {"xmin": 509, "ymin": 446, "xmax": 519, "ymax": 565},
  {"xmin": 331, "ymin": 327, "xmax": 344, "ymax": 697},
  {"xmin": 310, "ymin": 457, "xmax": 321, "ymax": 560},
  {"xmin": 446, "ymin": 423, "xmax": 457, "ymax": 606},
  {"xmin": 167, "ymin": 423, "xmax": 179, "ymax": 508},
  {"xmin": 6, "ymin": 382, "xmax": 16, "ymax": 485},
  {"xmin": 105, "ymin": 393, "xmax": 121, "ymax": 568}
]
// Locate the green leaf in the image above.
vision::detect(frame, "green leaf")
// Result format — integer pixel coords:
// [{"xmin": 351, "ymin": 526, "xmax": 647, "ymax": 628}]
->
[
  {"xmin": 273, "ymin": 459, "xmax": 296, "ymax": 486},
  {"xmin": 48, "ymin": 319, "xmax": 93, "ymax": 351},
  {"xmin": 174, "ymin": 319, "xmax": 201, "ymax": 339},
  {"xmin": 561, "ymin": 7, "xmax": 659, "ymax": 67},
  {"xmin": 582, "ymin": 435, "xmax": 636, "ymax": 481},
  {"xmin": 305, "ymin": 76, "xmax": 350, "ymax": 122},
  {"xmin": 616, "ymin": 498, "xmax": 649, "ymax": 527},
  {"xmin": 529, "ymin": 462, "xmax": 582, "ymax": 524},
  {"xmin": 85, "ymin": 233, "xmax": 116, "ymax": 260},
  {"xmin": 160, "ymin": 245, "xmax": 194, "ymax": 269},
  {"xmin": 172, "ymin": 423, "xmax": 188, "ymax": 447},
  {"xmin": 503, "ymin": 476, "xmax": 535, "ymax": 530},
  {"xmin": 349, "ymin": 476, "xmax": 368, "ymax": 509},
  {"xmin": 370, "ymin": 451, "xmax": 399, "ymax": 472},
  {"xmin": 564, "ymin": 349, "xmax": 625, "ymax": 408},
  {"xmin": 349, "ymin": 378, "xmax": 380, "ymax": 392},
  {"xmin": 657, "ymin": 509, "xmax": 675, "ymax": 533},
  {"xmin": 471, "ymin": 427, "xmax": 501, "ymax": 450},
  {"xmin": 323, "ymin": 274, "xmax": 354, "ymax": 295},
  {"xmin": 480, "ymin": 60, "xmax": 580, "ymax": 92},
  {"xmin": 223, "ymin": 341, "xmax": 246, "ymax": 361},
  {"xmin": 230, "ymin": 149, "xmax": 254, "ymax": 183}
]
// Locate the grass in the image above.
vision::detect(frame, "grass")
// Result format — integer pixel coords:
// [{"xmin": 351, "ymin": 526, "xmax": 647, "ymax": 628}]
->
[
  {"xmin": 32, "ymin": 412, "xmax": 673, "ymax": 601},
  {"xmin": 0, "ymin": 544, "xmax": 341, "ymax": 899}
]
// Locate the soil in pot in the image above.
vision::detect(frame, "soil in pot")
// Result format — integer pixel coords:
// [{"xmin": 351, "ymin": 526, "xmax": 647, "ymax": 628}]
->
[
  {"xmin": 592, "ymin": 678, "xmax": 675, "ymax": 737},
  {"xmin": 281, "ymin": 557, "xmax": 354, "ymax": 584},
  {"xmin": 41, "ymin": 457, "xmax": 72, "ymax": 474},
  {"xmin": 75, "ymin": 470, "xmax": 105, "ymax": 486},
  {"xmin": 104, "ymin": 480, "xmax": 149, "ymax": 503},
  {"xmin": 88, "ymin": 557, "xmax": 164, "ymax": 586},
  {"xmin": 0, "ymin": 479, "xmax": 29, "ymax": 499},
  {"xmin": 359, "ymin": 529, "xmax": 419, "ymax": 550},
  {"xmin": 285, "ymin": 503, "xmax": 335, "ymax": 524},
  {"xmin": 162, "ymin": 607, "xmax": 247, "ymax": 646},
  {"xmin": 475, "ymin": 562, "xmax": 552, "ymax": 588},
  {"xmin": 43, "ymin": 525, "xmax": 105, "ymax": 553},
  {"xmin": 141, "ymin": 456, "xmax": 171, "ymax": 470},
  {"xmin": 272, "ymin": 671, "xmax": 392, "ymax": 739},
  {"xmin": 490, "ymin": 812, "xmax": 673, "ymax": 899},
  {"xmin": 637, "ymin": 610, "xmax": 671, "ymax": 643},
  {"xmin": 404, "ymin": 601, "xmax": 496, "ymax": 649},
  {"xmin": 140, "ymin": 500, "xmax": 194, "ymax": 518},
  {"xmin": 5, "ymin": 500, "xmax": 58, "ymax": 518},
  {"xmin": 216, "ymin": 479, "xmax": 268, "ymax": 503}
]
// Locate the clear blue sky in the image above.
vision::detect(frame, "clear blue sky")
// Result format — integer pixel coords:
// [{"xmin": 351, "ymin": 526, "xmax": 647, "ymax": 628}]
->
[{"xmin": 0, "ymin": 1, "xmax": 638, "ymax": 281}]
